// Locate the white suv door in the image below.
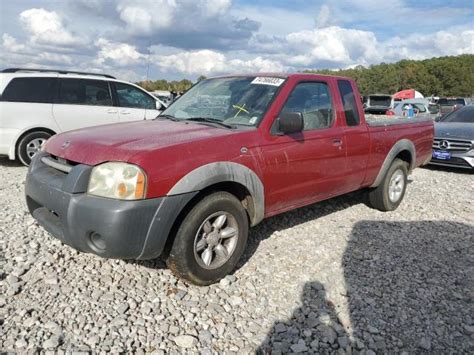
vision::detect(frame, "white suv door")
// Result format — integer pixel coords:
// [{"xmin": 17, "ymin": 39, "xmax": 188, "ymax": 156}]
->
[
  {"xmin": 113, "ymin": 82, "xmax": 161, "ymax": 121},
  {"xmin": 53, "ymin": 78, "xmax": 118, "ymax": 131}
]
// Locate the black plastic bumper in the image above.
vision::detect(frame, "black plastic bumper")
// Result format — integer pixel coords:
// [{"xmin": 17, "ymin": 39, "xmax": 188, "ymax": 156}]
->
[{"xmin": 25, "ymin": 152, "xmax": 196, "ymax": 260}]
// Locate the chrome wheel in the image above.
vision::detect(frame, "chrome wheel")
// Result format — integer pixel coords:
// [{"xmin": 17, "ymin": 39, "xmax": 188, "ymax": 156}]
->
[
  {"xmin": 26, "ymin": 138, "xmax": 46, "ymax": 159},
  {"xmin": 388, "ymin": 168, "xmax": 405, "ymax": 203},
  {"xmin": 193, "ymin": 211, "xmax": 239, "ymax": 269}
]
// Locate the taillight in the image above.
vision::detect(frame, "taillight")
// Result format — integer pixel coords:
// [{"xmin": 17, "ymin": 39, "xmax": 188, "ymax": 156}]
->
[{"xmin": 386, "ymin": 110, "xmax": 395, "ymax": 116}]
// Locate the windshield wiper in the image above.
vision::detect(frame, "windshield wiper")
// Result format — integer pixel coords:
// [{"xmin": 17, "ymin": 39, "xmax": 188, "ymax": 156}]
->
[
  {"xmin": 155, "ymin": 114, "xmax": 179, "ymax": 121},
  {"xmin": 186, "ymin": 117, "xmax": 236, "ymax": 129}
]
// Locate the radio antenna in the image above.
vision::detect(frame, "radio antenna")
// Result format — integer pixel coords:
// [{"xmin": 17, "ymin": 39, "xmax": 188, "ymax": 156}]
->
[{"xmin": 145, "ymin": 39, "xmax": 151, "ymax": 82}]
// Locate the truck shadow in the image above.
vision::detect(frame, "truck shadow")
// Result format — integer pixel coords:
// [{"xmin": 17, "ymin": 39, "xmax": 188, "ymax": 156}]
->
[
  {"xmin": 237, "ymin": 190, "xmax": 368, "ymax": 269},
  {"xmin": 134, "ymin": 190, "xmax": 370, "ymax": 272},
  {"xmin": 258, "ymin": 220, "xmax": 473, "ymax": 353}
]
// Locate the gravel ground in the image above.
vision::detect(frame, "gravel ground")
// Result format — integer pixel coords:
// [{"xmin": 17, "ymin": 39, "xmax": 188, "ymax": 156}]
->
[{"xmin": 1, "ymin": 157, "xmax": 473, "ymax": 354}]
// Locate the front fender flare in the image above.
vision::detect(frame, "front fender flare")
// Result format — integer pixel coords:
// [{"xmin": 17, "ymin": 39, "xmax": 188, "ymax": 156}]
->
[{"xmin": 167, "ymin": 162, "xmax": 265, "ymax": 226}]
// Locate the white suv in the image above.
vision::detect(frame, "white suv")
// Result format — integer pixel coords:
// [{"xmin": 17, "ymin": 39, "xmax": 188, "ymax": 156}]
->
[{"xmin": 0, "ymin": 68, "xmax": 166, "ymax": 165}]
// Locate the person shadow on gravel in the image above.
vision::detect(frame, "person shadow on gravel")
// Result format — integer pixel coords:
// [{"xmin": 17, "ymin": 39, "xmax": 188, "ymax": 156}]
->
[
  {"xmin": 257, "ymin": 281, "xmax": 350, "ymax": 354},
  {"xmin": 258, "ymin": 220, "xmax": 473, "ymax": 354}
]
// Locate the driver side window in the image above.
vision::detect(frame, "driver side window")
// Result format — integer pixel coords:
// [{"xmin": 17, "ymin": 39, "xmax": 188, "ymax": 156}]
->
[
  {"xmin": 115, "ymin": 82, "xmax": 155, "ymax": 109},
  {"xmin": 281, "ymin": 82, "xmax": 333, "ymax": 131}
]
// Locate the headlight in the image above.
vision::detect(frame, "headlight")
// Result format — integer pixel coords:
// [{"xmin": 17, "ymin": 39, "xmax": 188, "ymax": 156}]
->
[{"xmin": 87, "ymin": 162, "xmax": 147, "ymax": 200}]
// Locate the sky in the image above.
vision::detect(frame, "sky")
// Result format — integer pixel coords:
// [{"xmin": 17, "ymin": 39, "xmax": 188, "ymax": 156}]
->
[{"xmin": 0, "ymin": 0, "xmax": 473, "ymax": 82}]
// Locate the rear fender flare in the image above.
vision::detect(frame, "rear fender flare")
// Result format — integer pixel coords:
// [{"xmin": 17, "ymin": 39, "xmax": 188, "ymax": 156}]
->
[
  {"xmin": 370, "ymin": 139, "xmax": 416, "ymax": 188},
  {"xmin": 167, "ymin": 162, "xmax": 265, "ymax": 226}
]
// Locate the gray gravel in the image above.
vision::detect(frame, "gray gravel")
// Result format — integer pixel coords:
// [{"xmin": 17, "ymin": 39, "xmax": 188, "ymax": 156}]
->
[{"xmin": 1, "ymin": 157, "xmax": 473, "ymax": 353}]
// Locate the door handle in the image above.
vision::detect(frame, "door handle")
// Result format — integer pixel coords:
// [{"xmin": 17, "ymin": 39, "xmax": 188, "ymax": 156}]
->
[
  {"xmin": 107, "ymin": 109, "xmax": 118, "ymax": 114},
  {"xmin": 120, "ymin": 110, "xmax": 131, "ymax": 115},
  {"xmin": 332, "ymin": 138, "xmax": 343, "ymax": 146}
]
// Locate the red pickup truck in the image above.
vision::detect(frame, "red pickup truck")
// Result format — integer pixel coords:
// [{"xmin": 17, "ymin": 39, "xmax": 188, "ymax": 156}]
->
[{"xmin": 26, "ymin": 74, "xmax": 433, "ymax": 285}]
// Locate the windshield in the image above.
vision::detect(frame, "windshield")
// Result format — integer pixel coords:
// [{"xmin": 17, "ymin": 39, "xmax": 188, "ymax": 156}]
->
[
  {"xmin": 161, "ymin": 76, "xmax": 285, "ymax": 126},
  {"xmin": 440, "ymin": 106, "xmax": 474, "ymax": 123},
  {"xmin": 438, "ymin": 98, "xmax": 465, "ymax": 106},
  {"xmin": 369, "ymin": 96, "xmax": 391, "ymax": 107}
]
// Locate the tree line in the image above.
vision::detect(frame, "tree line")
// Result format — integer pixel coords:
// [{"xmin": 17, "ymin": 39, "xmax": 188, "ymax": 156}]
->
[
  {"xmin": 305, "ymin": 54, "xmax": 474, "ymax": 97},
  {"xmin": 136, "ymin": 55, "xmax": 473, "ymax": 97},
  {"xmin": 136, "ymin": 78, "xmax": 195, "ymax": 93}
]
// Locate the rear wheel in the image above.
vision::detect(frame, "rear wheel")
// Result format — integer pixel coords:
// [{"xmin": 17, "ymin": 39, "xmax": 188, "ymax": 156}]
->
[
  {"xmin": 368, "ymin": 158, "xmax": 408, "ymax": 211},
  {"xmin": 166, "ymin": 192, "xmax": 249, "ymax": 285},
  {"xmin": 17, "ymin": 131, "xmax": 51, "ymax": 166}
]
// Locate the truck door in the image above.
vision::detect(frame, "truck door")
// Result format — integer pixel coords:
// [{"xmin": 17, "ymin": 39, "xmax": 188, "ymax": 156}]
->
[
  {"xmin": 260, "ymin": 80, "xmax": 348, "ymax": 214},
  {"xmin": 336, "ymin": 79, "xmax": 370, "ymax": 191}
]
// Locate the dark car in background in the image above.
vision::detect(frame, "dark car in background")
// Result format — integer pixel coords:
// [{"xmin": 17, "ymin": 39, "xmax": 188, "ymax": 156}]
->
[
  {"xmin": 363, "ymin": 94, "xmax": 393, "ymax": 114},
  {"xmin": 437, "ymin": 97, "xmax": 468, "ymax": 116},
  {"xmin": 431, "ymin": 105, "xmax": 474, "ymax": 169}
]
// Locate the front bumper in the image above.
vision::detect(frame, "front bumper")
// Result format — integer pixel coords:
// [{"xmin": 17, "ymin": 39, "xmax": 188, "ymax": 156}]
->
[
  {"xmin": 25, "ymin": 152, "xmax": 196, "ymax": 260},
  {"xmin": 429, "ymin": 152, "xmax": 474, "ymax": 169}
]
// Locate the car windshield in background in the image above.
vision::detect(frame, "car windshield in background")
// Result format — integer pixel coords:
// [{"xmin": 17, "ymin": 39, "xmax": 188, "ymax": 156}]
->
[
  {"xmin": 161, "ymin": 76, "xmax": 285, "ymax": 127},
  {"xmin": 438, "ymin": 98, "xmax": 465, "ymax": 106},
  {"xmin": 370, "ymin": 96, "xmax": 391, "ymax": 106},
  {"xmin": 440, "ymin": 106, "xmax": 474, "ymax": 123}
]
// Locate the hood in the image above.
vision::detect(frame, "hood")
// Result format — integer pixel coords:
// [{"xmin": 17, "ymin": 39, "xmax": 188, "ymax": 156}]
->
[
  {"xmin": 434, "ymin": 122, "xmax": 474, "ymax": 140},
  {"xmin": 45, "ymin": 119, "xmax": 237, "ymax": 165}
]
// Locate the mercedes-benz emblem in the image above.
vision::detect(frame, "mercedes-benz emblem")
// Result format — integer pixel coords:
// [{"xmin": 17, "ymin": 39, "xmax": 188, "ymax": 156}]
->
[
  {"xmin": 61, "ymin": 141, "xmax": 71, "ymax": 150},
  {"xmin": 439, "ymin": 140, "xmax": 449, "ymax": 149}
]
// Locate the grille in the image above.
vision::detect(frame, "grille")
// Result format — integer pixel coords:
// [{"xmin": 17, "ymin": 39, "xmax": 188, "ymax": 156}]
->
[
  {"xmin": 41, "ymin": 155, "xmax": 76, "ymax": 173},
  {"xmin": 432, "ymin": 138, "xmax": 472, "ymax": 152}
]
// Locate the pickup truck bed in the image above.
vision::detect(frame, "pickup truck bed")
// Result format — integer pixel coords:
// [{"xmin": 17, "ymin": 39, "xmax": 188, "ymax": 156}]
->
[
  {"xmin": 25, "ymin": 73, "xmax": 434, "ymax": 285},
  {"xmin": 365, "ymin": 114, "xmax": 433, "ymax": 126}
]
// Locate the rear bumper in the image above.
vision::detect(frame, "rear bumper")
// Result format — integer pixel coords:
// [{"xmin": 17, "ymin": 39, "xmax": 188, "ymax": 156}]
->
[{"xmin": 25, "ymin": 152, "xmax": 196, "ymax": 260}]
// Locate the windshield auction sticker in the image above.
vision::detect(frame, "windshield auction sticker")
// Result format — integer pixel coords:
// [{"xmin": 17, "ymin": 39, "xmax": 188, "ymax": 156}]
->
[{"xmin": 251, "ymin": 77, "xmax": 285, "ymax": 86}]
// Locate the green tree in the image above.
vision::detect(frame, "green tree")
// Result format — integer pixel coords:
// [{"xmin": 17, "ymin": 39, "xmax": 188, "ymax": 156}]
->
[{"xmin": 304, "ymin": 54, "xmax": 474, "ymax": 97}]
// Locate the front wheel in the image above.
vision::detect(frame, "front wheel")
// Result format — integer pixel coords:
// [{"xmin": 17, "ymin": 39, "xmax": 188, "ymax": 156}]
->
[
  {"xmin": 166, "ymin": 192, "xmax": 249, "ymax": 285},
  {"xmin": 17, "ymin": 131, "xmax": 51, "ymax": 166},
  {"xmin": 368, "ymin": 158, "xmax": 408, "ymax": 211}
]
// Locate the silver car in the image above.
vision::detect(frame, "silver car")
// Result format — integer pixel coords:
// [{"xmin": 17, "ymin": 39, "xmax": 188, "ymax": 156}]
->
[
  {"xmin": 430, "ymin": 105, "xmax": 474, "ymax": 169},
  {"xmin": 391, "ymin": 99, "xmax": 439, "ymax": 120}
]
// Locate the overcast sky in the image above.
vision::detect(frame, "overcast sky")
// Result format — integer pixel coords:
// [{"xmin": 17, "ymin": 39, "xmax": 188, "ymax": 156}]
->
[{"xmin": 1, "ymin": 0, "xmax": 473, "ymax": 81}]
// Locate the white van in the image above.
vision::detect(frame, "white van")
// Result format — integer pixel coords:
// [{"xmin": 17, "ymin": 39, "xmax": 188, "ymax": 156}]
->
[{"xmin": 0, "ymin": 68, "xmax": 166, "ymax": 165}]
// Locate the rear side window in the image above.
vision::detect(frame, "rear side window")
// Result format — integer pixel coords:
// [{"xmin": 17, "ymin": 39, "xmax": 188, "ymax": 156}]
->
[
  {"xmin": 2, "ymin": 77, "xmax": 56, "ymax": 103},
  {"xmin": 337, "ymin": 80, "xmax": 360, "ymax": 126},
  {"xmin": 369, "ymin": 96, "xmax": 392, "ymax": 107},
  {"xmin": 115, "ymin": 82, "xmax": 156, "ymax": 109},
  {"xmin": 59, "ymin": 79, "xmax": 112, "ymax": 106}
]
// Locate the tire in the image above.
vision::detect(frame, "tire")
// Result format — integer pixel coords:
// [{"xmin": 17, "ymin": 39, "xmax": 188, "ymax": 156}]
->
[
  {"xmin": 368, "ymin": 158, "xmax": 408, "ymax": 212},
  {"xmin": 166, "ymin": 191, "xmax": 249, "ymax": 285},
  {"xmin": 17, "ymin": 131, "xmax": 52, "ymax": 166}
]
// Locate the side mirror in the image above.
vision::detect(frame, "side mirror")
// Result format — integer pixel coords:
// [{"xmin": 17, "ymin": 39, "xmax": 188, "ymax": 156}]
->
[
  {"xmin": 278, "ymin": 112, "xmax": 304, "ymax": 134},
  {"xmin": 155, "ymin": 101, "xmax": 162, "ymax": 110}
]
